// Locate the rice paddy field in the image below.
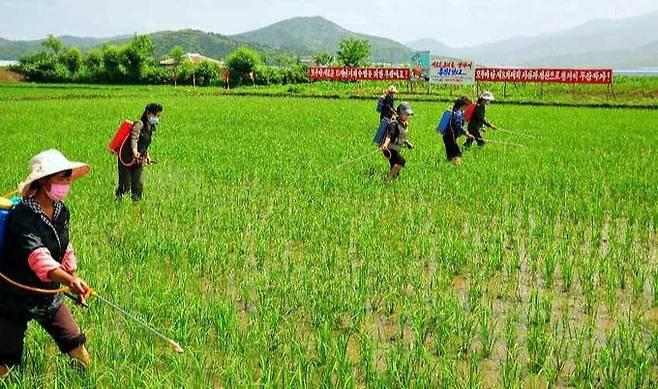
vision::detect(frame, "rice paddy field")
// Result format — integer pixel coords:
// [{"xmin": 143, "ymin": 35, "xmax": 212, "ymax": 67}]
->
[{"xmin": 1, "ymin": 83, "xmax": 658, "ymax": 387}]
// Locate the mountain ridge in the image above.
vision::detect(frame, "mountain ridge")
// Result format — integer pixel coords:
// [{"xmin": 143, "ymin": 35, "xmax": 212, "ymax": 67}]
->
[
  {"xmin": 407, "ymin": 11, "xmax": 658, "ymax": 66},
  {"xmin": 230, "ymin": 16, "xmax": 412, "ymax": 64}
]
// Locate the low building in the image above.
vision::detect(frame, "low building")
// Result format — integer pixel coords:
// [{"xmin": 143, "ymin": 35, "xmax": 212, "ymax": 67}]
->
[
  {"xmin": 299, "ymin": 56, "xmax": 316, "ymax": 65},
  {"xmin": 159, "ymin": 53, "xmax": 223, "ymax": 67}
]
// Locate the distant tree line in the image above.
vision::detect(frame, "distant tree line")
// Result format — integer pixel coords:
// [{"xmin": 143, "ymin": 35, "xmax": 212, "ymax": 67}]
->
[{"xmin": 12, "ymin": 35, "xmax": 372, "ymax": 86}]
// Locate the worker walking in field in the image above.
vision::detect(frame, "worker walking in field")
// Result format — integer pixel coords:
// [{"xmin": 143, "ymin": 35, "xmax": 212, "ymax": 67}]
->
[
  {"xmin": 373, "ymin": 86, "xmax": 399, "ymax": 147},
  {"xmin": 378, "ymin": 85, "xmax": 398, "ymax": 121},
  {"xmin": 116, "ymin": 103, "xmax": 163, "ymax": 202},
  {"xmin": 442, "ymin": 97, "xmax": 474, "ymax": 165},
  {"xmin": 0, "ymin": 150, "xmax": 92, "ymax": 378},
  {"xmin": 464, "ymin": 91, "xmax": 497, "ymax": 148},
  {"xmin": 380, "ymin": 102, "xmax": 415, "ymax": 182}
]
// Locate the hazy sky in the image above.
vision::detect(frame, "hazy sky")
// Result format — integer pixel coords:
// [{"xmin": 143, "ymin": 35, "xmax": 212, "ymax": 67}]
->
[{"xmin": 1, "ymin": 0, "xmax": 657, "ymax": 47}]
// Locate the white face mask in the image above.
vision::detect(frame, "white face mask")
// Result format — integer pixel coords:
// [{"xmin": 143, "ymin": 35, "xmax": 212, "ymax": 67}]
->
[{"xmin": 149, "ymin": 116, "xmax": 159, "ymax": 126}]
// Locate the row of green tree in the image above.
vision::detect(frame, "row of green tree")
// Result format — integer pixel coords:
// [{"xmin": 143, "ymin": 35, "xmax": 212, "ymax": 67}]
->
[{"xmin": 13, "ymin": 35, "xmax": 372, "ymax": 86}]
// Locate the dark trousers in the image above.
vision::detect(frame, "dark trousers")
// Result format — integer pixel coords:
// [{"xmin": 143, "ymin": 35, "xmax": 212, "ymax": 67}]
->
[
  {"xmin": 464, "ymin": 127, "xmax": 485, "ymax": 147},
  {"xmin": 442, "ymin": 129, "xmax": 462, "ymax": 160},
  {"xmin": 0, "ymin": 304, "xmax": 85, "ymax": 367},
  {"xmin": 388, "ymin": 149, "xmax": 406, "ymax": 168},
  {"xmin": 116, "ymin": 158, "xmax": 144, "ymax": 201}
]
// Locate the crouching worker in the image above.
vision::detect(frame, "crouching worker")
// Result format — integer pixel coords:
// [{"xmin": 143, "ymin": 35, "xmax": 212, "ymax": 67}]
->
[
  {"xmin": 116, "ymin": 103, "xmax": 163, "ymax": 202},
  {"xmin": 380, "ymin": 102, "xmax": 415, "ymax": 182},
  {"xmin": 0, "ymin": 150, "xmax": 92, "ymax": 378}
]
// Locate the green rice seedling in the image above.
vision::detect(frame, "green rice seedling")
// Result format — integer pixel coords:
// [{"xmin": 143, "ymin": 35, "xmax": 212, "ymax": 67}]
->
[
  {"xmin": 545, "ymin": 314, "xmax": 570, "ymax": 388},
  {"xmin": 526, "ymin": 325, "xmax": 549, "ymax": 374},
  {"xmin": 501, "ymin": 344, "xmax": 522, "ymax": 389},
  {"xmin": 356, "ymin": 333, "xmax": 375, "ymax": 385},
  {"xmin": 600, "ymin": 261, "xmax": 620, "ymax": 317},
  {"xmin": 437, "ymin": 356, "xmax": 458, "ymax": 387},
  {"xmin": 478, "ymin": 302, "xmax": 497, "ymax": 359},
  {"xmin": 458, "ymin": 310, "xmax": 477, "ymax": 359},
  {"xmin": 461, "ymin": 352, "xmax": 483, "ymax": 389},
  {"xmin": 579, "ymin": 255, "xmax": 598, "ymax": 315},
  {"xmin": 645, "ymin": 327, "xmax": 658, "ymax": 385},
  {"xmin": 467, "ymin": 276, "xmax": 484, "ymax": 313},
  {"xmin": 560, "ymin": 249, "xmax": 574, "ymax": 292},
  {"xmin": 569, "ymin": 317, "xmax": 597, "ymax": 385},
  {"xmin": 504, "ymin": 308, "xmax": 519, "ymax": 353},
  {"xmin": 630, "ymin": 255, "xmax": 646, "ymax": 298},
  {"xmin": 652, "ymin": 268, "xmax": 658, "ymax": 306},
  {"xmin": 542, "ymin": 246, "xmax": 558, "ymax": 289},
  {"xmin": 526, "ymin": 287, "xmax": 551, "ymax": 328},
  {"xmin": 598, "ymin": 326, "xmax": 623, "ymax": 387}
]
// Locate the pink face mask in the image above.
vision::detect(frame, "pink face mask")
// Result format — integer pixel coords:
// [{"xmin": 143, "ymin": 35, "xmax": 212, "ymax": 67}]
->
[{"xmin": 46, "ymin": 183, "xmax": 71, "ymax": 202}]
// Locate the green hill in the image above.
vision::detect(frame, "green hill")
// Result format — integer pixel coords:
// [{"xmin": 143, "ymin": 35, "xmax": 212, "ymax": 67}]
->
[
  {"xmin": 231, "ymin": 16, "xmax": 412, "ymax": 64},
  {"xmin": 3, "ymin": 17, "xmax": 414, "ymax": 64},
  {"xmin": 0, "ymin": 36, "xmax": 116, "ymax": 60},
  {"xmin": 107, "ymin": 29, "xmax": 288, "ymax": 60},
  {"xmin": 0, "ymin": 39, "xmax": 41, "ymax": 60},
  {"xmin": 0, "ymin": 30, "xmax": 289, "ymax": 62}
]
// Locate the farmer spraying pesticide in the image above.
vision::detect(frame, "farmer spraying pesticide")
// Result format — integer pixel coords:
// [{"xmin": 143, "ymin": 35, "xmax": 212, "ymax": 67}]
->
[
  {"xmin": 380, "ymin": 102, "xmax": 415, "ymax": 182},
  {"xmin": 372, "ymin": 86, "xmax": 399, "ymax": 146},
  {"xmin": 464, "ymin": 91, "xmax": 497, "ymax": 148},
  {"xmin": 378, "ymin": 85, "xmax": 398, "ymax": 122},
  {"xmin": 0, "ymin": 150, "xmax": 92, "ymax": 377},
  {"xmin": 114, "ymin": 103, "xmax": 163, "ymax": 202},
  {"xmin": 0, "ymin": 151, "xmax": 183, "ymax": 379},
  {"xmin": 441, "ymin": 97, "xmax": 474, "ymax": 165}
]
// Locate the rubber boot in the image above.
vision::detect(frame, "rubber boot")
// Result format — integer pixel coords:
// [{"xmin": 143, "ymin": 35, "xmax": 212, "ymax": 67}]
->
[
  {"xmin": 386, "ymin": 164, "xmax": 403, "ymax": 182},
  {"xmin": 0, "ymin": 364, "xmax": 11, "ymax": 379},
  {"xmin": 68, "ymin": 345, "xmax": 91, "ymax": 369}
]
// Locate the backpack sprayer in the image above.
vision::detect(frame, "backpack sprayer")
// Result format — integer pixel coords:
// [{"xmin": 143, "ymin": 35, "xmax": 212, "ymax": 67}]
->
[{"xmin": 108, "ymin": 120, "xmax": 158, "ymax": 167}]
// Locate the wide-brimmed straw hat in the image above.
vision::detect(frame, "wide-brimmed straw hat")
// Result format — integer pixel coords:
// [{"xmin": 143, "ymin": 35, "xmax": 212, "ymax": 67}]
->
[
  {"xmin": 481, "ymin": 91, "xmax": 495, "ymax": 101},
  {"xmin": 18, "ymin": 149, "xmax": 89, "ymax": 197}
]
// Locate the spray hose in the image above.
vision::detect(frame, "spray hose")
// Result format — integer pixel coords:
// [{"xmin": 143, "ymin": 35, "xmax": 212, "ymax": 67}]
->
[
  {"xmin": 0, "ymin": 271, "xmax": 183, "ymax": 353},
  {"xmin": 0, "ymin": 272, "xmax": 69, "ymax": 294},
  {"xmin": 2, "ymin": 190, "xmax": 19, "ymax": 198}
]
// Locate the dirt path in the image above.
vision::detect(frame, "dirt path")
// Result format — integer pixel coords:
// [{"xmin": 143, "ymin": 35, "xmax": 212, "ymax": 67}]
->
[{"xmin": 0, "ymin": 68, "xmax": 24, "ymax": 82}]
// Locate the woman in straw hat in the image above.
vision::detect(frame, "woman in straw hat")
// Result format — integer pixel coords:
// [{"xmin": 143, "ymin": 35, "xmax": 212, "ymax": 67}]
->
[
  {"xmin": 0, "ymin": 149, "xmax": 92, "ymax": 378},
  {"xmin": 379, "ymin": 85, "xmax": 398, "ymax": 122}
]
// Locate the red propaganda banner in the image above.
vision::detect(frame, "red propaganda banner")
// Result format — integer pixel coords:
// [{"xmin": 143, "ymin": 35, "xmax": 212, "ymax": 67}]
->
[
  {"xmin": 309, "ymin": 67, "xmax": 411, "ymax": 81},
  {"xmin": 475, "ymin": 68, "xmax": 613, "ymax": 85}
]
